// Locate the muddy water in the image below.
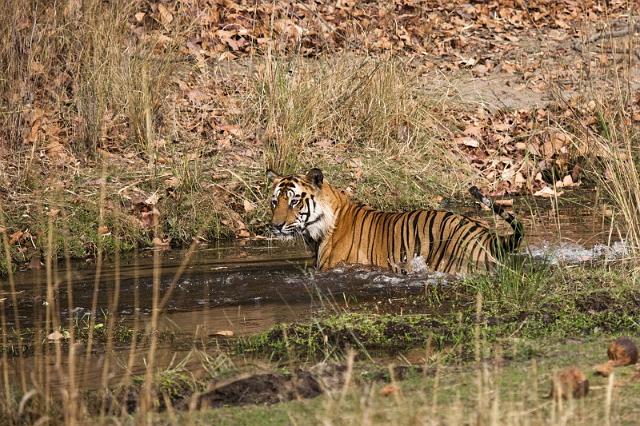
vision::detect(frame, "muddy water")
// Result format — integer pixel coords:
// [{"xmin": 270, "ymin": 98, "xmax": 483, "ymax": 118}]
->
[
  {"xmin": 1, "ymin": 190, "xmax": 625, "ymax": 388},
  {"xmin": 4, "ymin": 190, "xmax": 624, "ymax": 333}
]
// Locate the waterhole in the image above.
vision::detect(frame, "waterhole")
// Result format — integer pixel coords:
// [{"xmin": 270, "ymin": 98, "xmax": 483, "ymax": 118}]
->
[{"xmin": 1, "ymin": 190, "xmax": 627, "ymax": 388}]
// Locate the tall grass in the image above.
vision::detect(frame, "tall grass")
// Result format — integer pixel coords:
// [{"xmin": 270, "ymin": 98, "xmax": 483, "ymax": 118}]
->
[
  {"xmin": 590, "ymin": 107, "xmax": 640, "ymax": 258},
  {"xmin": 249, "ymin": 55, "xmax": 465, "ymax": 178},
  {"xmin": 0, "ymin": 0, "xmax": 175, "ymax": 157},
  {"xmin": 558, "ymin": 23, "xmax": 640, "ymax": 262}
]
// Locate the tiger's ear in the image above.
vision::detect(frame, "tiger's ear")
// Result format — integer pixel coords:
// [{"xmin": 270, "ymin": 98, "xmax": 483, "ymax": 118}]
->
[
  {"xmin": 266, "ymin": 169, "xmax": 281, "ymax": 183},
  {"xmin": 306, "ymin": 168, "xmax": 324, "ymax": 188}
]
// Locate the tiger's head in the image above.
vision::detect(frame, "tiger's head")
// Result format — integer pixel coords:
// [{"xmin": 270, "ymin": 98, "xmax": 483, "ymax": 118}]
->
[{"xmin": 266, "ymin": 168, "xmax": 335, "ymax": 241}]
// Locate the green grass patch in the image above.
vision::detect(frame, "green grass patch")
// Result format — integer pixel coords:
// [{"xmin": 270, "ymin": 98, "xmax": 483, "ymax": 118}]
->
[{"xmin": 238, "ymin": 266, "xmax": 640, "ymax": 361}]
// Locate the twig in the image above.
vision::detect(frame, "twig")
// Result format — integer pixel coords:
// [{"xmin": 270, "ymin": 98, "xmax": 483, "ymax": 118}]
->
[
  {"xmin": 508, "ymin": 318, "xmax": 528, "ymax": 338},
  {"xmin": 221, "ymin": 168, "xmax": 261, "ymax": 203},
  {"xmin": 573, "ymin": 21, "xmax": 640, "ymax": 60}
]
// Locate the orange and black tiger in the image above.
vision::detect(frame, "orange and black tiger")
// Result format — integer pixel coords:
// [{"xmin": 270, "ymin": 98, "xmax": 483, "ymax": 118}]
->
[{"xmin": 266, "ymin": 168, "xmax": 523, "ymax": 275}]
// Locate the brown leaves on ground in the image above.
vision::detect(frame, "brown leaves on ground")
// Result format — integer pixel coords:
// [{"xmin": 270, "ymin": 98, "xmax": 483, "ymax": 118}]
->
[
  {"xmin": 453, "ymin": 106, "xmax": 587, "ymax": 195},
  {"xmin": 132, "ymin": 1, "xmax": 628, "ymax": 63}
]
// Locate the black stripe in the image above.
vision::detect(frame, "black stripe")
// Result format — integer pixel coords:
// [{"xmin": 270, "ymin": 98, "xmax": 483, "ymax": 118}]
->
[
  {"xmin": 451, "ymin": 225, "xmax": 483, "ymax": 273},
  {"xmin": 424, "ymin": 211, "xmax": 439, "ymax": 263},
  {"xmin": 387, "ymin": 213, "xmax": 401, "ymax": 266},
  {"xmin": 399, "ymin": 212, "xmax": 411, "ymax": 264},
  {"xmin": 431, "ymin": 213, "xmax": 458, "ymax": 272},
  {"xmin": 368, "ymin": 212, "xmax": 383, "ymax": 264},
  {"xmin": 379, "ymin": 213, "xmax": 395, "ymax": 266},
  {"xmin": 305, "ymin": 213, "xmax": 324, "ymax": 227},
  {"xmin": 412, "ymin": 212, "xmax": 424, "ymax": 258},
  {"xmin": 345, "ymin": 205, "xmax": 366, "ymax": 261}
]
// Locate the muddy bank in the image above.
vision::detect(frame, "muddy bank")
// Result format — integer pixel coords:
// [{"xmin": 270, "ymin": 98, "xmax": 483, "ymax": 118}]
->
[{"xmin": 239, "ymin": 267, "xmax": 640, "ymax": 360}]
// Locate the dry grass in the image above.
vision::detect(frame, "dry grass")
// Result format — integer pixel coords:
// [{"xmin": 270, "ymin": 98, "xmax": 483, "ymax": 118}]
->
[
  {"xmin": 585, "ymin": 85, "xmax": 640, "ymax": 258},
  {"xmin": 0, "ymin": 0, "xmax": 175, "ymax": 156},
  {"xmin": 248, "ymin": 54, "xmax": 474, "ymax": 207},
  {"xmin": 251, "ymin": 53, "xmax": 456, "ymax": 161},
  {"xmin": 551, "ymin": 25, "xmax": 640, "ymax": 261}
]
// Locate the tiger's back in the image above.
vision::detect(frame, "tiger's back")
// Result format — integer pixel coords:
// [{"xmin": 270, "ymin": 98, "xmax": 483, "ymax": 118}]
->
[
  {"xmin": 267, "ymin": 168, "xmax": 523, "ymax": 275},
  {"xmin": 323, "ymin": 207, "xmax": 508, "ymax": 274}
]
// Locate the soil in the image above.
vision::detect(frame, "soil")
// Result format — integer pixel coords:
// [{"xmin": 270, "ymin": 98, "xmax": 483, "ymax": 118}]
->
[{"xmin": 193, "ymin": 372, "xmax": 322, "ymax": 409}]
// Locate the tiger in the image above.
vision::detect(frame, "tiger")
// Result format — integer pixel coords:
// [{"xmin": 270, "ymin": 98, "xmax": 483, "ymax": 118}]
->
[{"xmin": 266, "ymin": 168, "xmax": 523, "ymax": 275}]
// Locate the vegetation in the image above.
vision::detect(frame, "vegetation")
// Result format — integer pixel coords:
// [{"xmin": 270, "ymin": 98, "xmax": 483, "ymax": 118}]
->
[
  {"xmin": 2, "ymin": 263, "xmax": 640, "ymax": 424},
  {"xmin": 1, "ymin": 0, "xmax": 638, "ymax": 270}
]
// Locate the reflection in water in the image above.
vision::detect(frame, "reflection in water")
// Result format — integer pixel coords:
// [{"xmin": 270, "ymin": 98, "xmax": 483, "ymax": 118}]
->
[{"xmin": 1, "ymin": 191, "xmax": 626, "ymax": 388}]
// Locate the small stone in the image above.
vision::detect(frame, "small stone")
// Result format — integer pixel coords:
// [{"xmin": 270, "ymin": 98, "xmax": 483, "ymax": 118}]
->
[
  {"xmin": 549, "ymin": 367, "xmax": 589, "ymax": 400},
  {"xmin": 608, "ymin": 337, "xmax": 638, "ymax": 366},
  {"xmin": 594, "ymin": 360, "xmax": 614, "ymax": 377}
]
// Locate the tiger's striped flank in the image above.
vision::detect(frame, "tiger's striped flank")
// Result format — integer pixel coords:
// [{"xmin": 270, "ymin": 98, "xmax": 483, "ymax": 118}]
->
[{"xmin": 267, "ymin": 168, "xmax": 523, "ymax": 275}]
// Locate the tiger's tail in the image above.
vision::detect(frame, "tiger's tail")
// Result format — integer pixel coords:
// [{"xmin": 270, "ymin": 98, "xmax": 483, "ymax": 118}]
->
[{"xmin": 469, "ymin": 186, "xmax": 524, "ymax": 253}]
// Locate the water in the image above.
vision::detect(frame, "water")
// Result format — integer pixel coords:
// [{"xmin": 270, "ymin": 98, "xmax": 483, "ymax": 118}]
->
[
  {"xmin": 4, "ymin": 190, "xmax": 625, "ymax": 332},
  {"xmin": 0, "ymin": 190, "xmax": 626, "ymax": 388}
]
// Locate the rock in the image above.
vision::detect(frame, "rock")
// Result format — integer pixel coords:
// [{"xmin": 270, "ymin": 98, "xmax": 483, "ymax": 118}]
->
[
  {"xmin": 608, "ymin": 337, "xmax": 638, "ymax": 366},
  {"xmin": 594, "ymin": 361, "xmax": 615, "ymax": 377},
  {"xmin": 195, "ymin": 371, "xmax": 322, "ymax": 409},
  {"xmin": 549, "ymin": 367, "xmax": 589, "ymax": 400}
]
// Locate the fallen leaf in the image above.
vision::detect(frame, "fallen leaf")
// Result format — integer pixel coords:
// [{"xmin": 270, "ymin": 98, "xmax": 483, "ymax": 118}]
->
[
  {"xmin": 463, "ymin": 125, "xmax": 482, "ymax": 138},
  {"xmin": 380, "ymin": 384, "xmax": 399, "ymax": 396},
  {"xmin": 164, "ymin": 176, "xmax": 181, "ymax": 189},
  {"xmin": 141, "ymin": 208, "xmax": 160, "ymax": 229},
  {"xmin": 145, "ymin": 192, "xmax": 160, "ymax": 206},
  {"xmin": 47, "ymin": 331, "xmax": 65, "ymax": 341},
  {"xmin": 9, "ymin": 231, "xmax": 23, "ymax": 245},
  {"xmin": 494, "ymin": 199, "xmax": 513, "ymax": 207},
  {"xmin": 157, "ymin": 4, "xmax": 173, "ymax": 26},
  {"xmin": 243, "ymin": 200, "xmax": 255, "ymax": 212},
  {"xmin": 213, "ymin": 330, "xmax": 234, "ymax": 337},
  {"xmin": 534, "ymin": 187, "xmax": 563, "ymax": 198},
  {"xmin": 152, "ymin": 237, "xmax": 171, "ymax": 249},
  {"xmin": 97, "ymin": 226, "xmax": 110, "ymax": 235},
  {"xmin": 455, "ymin": 136, "xmax": 479, "ymax": 148},
  {"xmin": 556, "ymin": 175, "xmax": 579, "ymax": 188},
  {"xmin": 514, "ymin": 172, "xmax": 527, "ymax": 184}
]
